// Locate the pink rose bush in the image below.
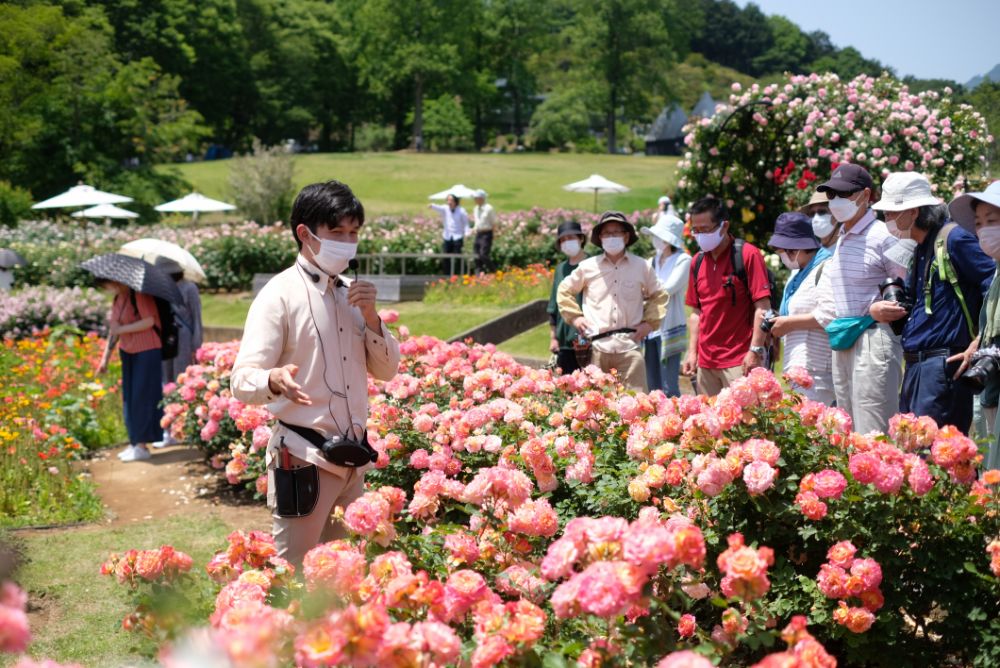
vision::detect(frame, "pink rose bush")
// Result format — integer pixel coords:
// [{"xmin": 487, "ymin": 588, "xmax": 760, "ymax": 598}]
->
[
  {"xmin": 136, "ymin": 334, "xmax": 1000, "ymax": 666},
  {"xmin": 1, "ymin": 578, "xmax": 82, "ymax": 666},
  {"xmin": 676, "ymin": 72, "xmax": 994, "ymax": 246}
]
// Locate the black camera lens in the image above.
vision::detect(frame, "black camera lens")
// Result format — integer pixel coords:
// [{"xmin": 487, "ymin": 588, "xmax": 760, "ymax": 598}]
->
[
  {"xmin": 879, "ymin": 277, "xmax": 907, "ymax": 304},
  {"xmin": 960, "ymin": 353, "xmax": 1000, "ymax": 394}
]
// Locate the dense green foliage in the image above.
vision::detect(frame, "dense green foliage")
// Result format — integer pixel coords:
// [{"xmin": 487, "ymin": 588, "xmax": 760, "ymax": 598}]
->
[{"xmin": 3, "ymin": 0, "xmax": 932, "ymax": 212}]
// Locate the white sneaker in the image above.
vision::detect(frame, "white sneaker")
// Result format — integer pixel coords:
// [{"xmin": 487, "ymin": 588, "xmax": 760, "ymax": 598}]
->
[
  {"xmin": 118, "ymin": 445, "xmax": 136, "ymax": 460},
  {"xmin": 120, "ymin": 446, "xmax": 151, "ymax": 462},
  {"xmin": 151, "ymin": 441, "xmax": 166, "ymax": 449}
]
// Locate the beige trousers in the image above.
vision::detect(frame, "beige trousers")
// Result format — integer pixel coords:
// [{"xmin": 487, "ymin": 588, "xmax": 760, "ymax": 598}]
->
[
  {"xmin": 696, "ymin": 365, "xmax": 744, "ymax": 397},
  {"xmin": 832, "ymin": 323, "xmax": 902, "ymax": 435},
  {"xmin": 270, "ymin": 451, "xmax": 365, "ymax": 567},
  {"xmin": 593, "ymin": 348, "xmax": 647, "ymax": 392}
]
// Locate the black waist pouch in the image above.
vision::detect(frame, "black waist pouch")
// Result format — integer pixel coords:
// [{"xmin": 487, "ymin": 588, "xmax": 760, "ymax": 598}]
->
[
  {"xmin": 279, "ymin": 420, "xmax": 377, "ymax": 468},
  {"xmin": 273, "ymin": 439, "xmax": 319, "ymax": 517}
]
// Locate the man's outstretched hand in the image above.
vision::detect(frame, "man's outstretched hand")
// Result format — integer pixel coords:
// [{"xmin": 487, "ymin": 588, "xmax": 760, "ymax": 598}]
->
[{"xmin": 268, "ymin": 364, "xmax": 312, "ymax": 405}]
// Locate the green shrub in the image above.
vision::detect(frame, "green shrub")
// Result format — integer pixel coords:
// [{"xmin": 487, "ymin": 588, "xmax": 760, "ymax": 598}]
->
[{"xmin": 0, "ymin": 181, "xmax": 33, "ymax": 228}]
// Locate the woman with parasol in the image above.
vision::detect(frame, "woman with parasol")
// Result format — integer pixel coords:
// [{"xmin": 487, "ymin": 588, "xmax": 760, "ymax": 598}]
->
[{"xmin": 84, "ymin": 254, "xmax": 181, "ymax": 462}]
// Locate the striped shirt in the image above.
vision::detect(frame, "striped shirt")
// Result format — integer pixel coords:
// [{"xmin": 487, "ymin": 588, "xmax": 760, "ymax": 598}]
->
[
  {"xmin": 784, "ymin": 261, "xmax": 833, "ymax": 389},
  {"xmin": 111, "ymin": 291, "xmax": 161, "ymax": 354},
  {"xmin": 813, "ymin": 210, "xmax": 908, "ymax": 327}
]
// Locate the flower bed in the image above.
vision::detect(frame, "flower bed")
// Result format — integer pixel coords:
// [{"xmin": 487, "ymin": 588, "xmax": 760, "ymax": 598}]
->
[
  {"xmin": 151, "ymin": 334, "xmax": 1000, "ymax": 666},
  {"xmin": 0, "ymin": 333, "xmax": 122, "ymax": 528},
  {"xmin": 0, "ymin": 286, "xmax": 108, "ymax": 340},
  {"xmin": 422, "ymin": 264, "xmax": 554, "ymax": 306},
  {"xmin": 3, "ymin": 209, "xmax": 656, "ymax": 291}
]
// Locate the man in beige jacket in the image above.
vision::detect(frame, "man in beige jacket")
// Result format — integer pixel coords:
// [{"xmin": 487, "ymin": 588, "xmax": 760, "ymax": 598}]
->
[{"xmin": 557, "ymin": 210, "xmax": 667, "ymax": 392}]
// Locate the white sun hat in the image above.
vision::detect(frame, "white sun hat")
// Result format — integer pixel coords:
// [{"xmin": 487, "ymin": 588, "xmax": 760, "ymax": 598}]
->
[
  {"xmin": 949, "ymin": 181, "xmax": 1000, "ymax": 234},
  {"xmin": 871, "ymin": 172, "xmax": 941, "ymax": 212},
  {"xmin": 641, "ymin": 213, "xmax": 685, "ymax": 249}
]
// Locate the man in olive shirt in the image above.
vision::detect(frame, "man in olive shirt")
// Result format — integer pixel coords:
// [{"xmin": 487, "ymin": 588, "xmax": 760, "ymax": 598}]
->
[
  {"xmin": 557, "ymin": 211, "xmax": 668, "ymax": 391},
  {"xmin": 548, "ymin": 221, "xmax": 588, "ymax": 374}
]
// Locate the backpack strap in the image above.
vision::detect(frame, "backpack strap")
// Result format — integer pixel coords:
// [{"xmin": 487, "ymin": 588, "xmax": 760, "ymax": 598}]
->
[
  {"xmin": 692, "ymin": 251, "xmax": 706, "ymax": 307},
  {"xmin": 923, "ymin": 222, "xmax": 976, "ymax": 339},
  {"xmin": 731, "ymin": 238, "xmax": 747, "ymax": 285}
]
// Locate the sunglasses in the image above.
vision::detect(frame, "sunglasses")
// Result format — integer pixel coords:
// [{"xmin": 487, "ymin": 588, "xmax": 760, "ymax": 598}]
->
[{"xmin": 824, "ymin": 189, "xmax": 861, "ymax": 200}]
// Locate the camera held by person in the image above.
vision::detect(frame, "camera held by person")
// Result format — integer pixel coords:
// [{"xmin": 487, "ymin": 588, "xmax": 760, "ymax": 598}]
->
[
  {"xmin": 878, "ymin": 277, "xmax": 912, "ymax": 336},
  {"xmin": 760, "ymin": 309, "xmax": 778, "ymax": 334},
  {"xmin": 959, "ymin": 346, "xmax": 1000, "ymax": 394}
]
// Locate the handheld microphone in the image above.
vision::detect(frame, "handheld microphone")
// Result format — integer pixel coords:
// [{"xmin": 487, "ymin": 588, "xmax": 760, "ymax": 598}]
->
[{"xmin": 348, "ymin": 258, "xmax": 359, "ymax": 281}]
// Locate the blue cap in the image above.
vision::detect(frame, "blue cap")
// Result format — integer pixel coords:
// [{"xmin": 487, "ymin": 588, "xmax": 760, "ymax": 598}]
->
[{"xmin": 767, "ymin": 212, "xmax": 820, "ymax": 250}]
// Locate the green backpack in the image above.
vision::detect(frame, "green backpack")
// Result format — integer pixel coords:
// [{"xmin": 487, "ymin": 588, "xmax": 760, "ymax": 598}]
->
[{"xmin": 921, "ymin": 222, "xmax": 976, "ymax": 338}]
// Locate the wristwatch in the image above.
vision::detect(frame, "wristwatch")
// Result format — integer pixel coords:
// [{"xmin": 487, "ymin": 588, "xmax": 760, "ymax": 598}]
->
[{"xmin": 749, "ymin": 345, "xmax": 767, "ymax": 357}]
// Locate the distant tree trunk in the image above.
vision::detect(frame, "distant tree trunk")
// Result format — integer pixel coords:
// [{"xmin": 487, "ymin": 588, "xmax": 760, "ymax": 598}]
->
[
  {"xmin": 512, "ymin": 83, "xmax": 522, "ymax": 144},
  {"xmin": 412, "ymin": 73, "xmax": 424, "ymax": 151},
  {"xmin": 607, "ymin": 86, "xmax": 618, "ymax": 154}
]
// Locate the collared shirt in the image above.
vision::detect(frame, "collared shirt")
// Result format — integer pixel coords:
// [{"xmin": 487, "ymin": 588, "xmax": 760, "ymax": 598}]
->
[
  {"xmin": 231, "ymin": 257, "xmax": 401, "ymax": 476},
  {"xmin": 430, "ymin": 204, "xmax": 469, "ymax": 240},
  {"xmin": 784, "ymin": 258, "xmax": 833, "ymax": 389},
  {"xmin": 813, "ymin": 210, "xmax": 908, "ymax": 327},
  {"xmin": 556, "ymin": 251, "xmax": 667, "ymax": 354},
  {"xmin": 111, "ymin": 290, "xmax": 161, "ymax": 354},
  {"xmin": 901, "ymin": 223, "xmax": 994, "ymax": 352},
  {"xmin": 685, "ymin": 238, "xmax": 771, "ymax": 369},
  {"xmin": 472, "ymin": 203, "xmax": 497, "ymax": 233}
]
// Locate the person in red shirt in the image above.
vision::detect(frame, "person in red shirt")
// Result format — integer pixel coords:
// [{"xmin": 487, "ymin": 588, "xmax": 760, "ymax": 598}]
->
[
  {"xmin": 682, "ymin": 197, "xmax": 772, "ymax": 396},
  {"xmin": 96, "ymin": 281, "xmax": 164, "ymax": 462}
]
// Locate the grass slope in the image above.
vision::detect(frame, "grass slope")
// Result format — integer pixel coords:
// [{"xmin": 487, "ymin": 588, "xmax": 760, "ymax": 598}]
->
[
  {"xmin": 164, "ymin": 152, "xmax": 679, "ymax": 218},
  {"xmin": 2, "ymin": 516, "xmax": 235, "ymax": 667}
]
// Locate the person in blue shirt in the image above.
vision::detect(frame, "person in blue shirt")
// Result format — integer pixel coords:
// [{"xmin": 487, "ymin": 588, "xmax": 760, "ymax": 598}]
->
[{"xmin": 870, "ymin": 172, "xmax": 994, "ymax": 434}]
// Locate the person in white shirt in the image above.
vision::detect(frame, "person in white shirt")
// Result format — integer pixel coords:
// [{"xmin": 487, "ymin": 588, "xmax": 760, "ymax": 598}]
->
[
  {"xmin": 470, "ymin": 189, "xmax": 497, "ymax": 274},
  {"xmin": 0, "ymin": 267, "xmax": 13, "ymax": 291},
  {"xmin": 657, "ymin": 195, "xmax": 678, "ymax": 219},
  {"xmin": 231, "ymin": 180, "xmax": 401, "ymax": 565},
  {"xmin": 429, "ymin": 194, "xmax": 469, "ymax": 275},
  {"xmin": 765, "ymin": 212, "xmax": 835, "ymax": 405},
  {"xmin": 640, "ymin": 213, "xmax": 691, "ymax": 396}
]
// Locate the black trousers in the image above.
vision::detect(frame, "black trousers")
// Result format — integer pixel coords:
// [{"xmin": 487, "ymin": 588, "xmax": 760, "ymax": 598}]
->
[
  {"xmin": 473, "ymin": 231, "xmax": 493, "ymax": 274},
  {"xmin": 556, "ymin": 348, "xmax": 580, "ymax": 375},
  {"xmin": 900, "ymin": 354, "xmax": 973, "ymax": 434},
  {"xmin": 442, "ymin": 238, "xmax": 464, "ymax": 275}
]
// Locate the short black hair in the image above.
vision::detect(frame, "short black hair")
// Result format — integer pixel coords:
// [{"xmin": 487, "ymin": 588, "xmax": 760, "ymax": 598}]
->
[
  {"xmin": 689, "ymin": 196, "xmax": 728, "ymax": 225},
  {"xmin": 289, "ymin": 180, "xmax": 365, "ymax": 249}
]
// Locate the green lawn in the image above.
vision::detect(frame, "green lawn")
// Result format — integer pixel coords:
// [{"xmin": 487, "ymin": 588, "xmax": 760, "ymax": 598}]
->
[
  {"xmin": 1, "ymin": 516, "xmax": 236, "ymax": 667},
  {"xmin": 201, "ymin": 292, "xmax": 550, "ymax": 358},
  {"xmin": 165, "ymin": 152, "xmax": 679, "ymax": 218}
]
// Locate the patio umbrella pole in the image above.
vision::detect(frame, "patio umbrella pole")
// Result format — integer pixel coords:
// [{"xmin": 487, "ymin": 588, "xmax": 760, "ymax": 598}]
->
[{"xmin": 593, "ymin": 189, "xmax": 598, "ymax": 213}]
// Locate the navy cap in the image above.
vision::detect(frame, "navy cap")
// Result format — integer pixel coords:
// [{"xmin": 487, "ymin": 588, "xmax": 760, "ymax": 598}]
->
[
  {"xmin": 556, "ymin": 220, "xmax": 585, "ymax": 240},
  {"xmin": 816, "ymin": 163, "xmax": 873, "ymax": 194},
  {"xmin": 767, "ymin": 212, "xmax": 820, "ymax": 250}
]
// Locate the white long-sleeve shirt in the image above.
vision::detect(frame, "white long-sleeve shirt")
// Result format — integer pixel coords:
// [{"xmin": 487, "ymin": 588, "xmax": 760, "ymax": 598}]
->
[
  {"xmin": 648, "ymin": 251, "xmax": 691, "ymax": 338},
  {"xmin": 231, "ymin": 257, "xmax": 400, "ymax": 476},
  {"xmin": 430, "ymin": 204, "xmax": 469, "ymax": 241}
]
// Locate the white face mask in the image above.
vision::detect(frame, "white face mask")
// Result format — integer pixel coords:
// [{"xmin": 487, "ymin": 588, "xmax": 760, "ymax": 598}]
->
[
  {"xmin": 828, "ymin": 194, "xmax": 862, "ymax": 223},
  {"xmin": 978, "ymin": 226, "xmax": 1000, "ymax": 260},
  {"xmin": 602, "ymin": 236, "xmax": 626, "ymax": 255},
  {"xmin": 560, "ymin": 239, "xmax": 582, "ymax": 257},
  {"xmin": 307, "ymin": 229, "xmax": 357, "ymax": 276},
  {"xmin": 811, "ymin": 213, "xmax": 835, "ymax": 239},
  {"xmin": 695, "ymin": 225, "xmax": 725, "ymax": 253},
  {"xmin": 885, "ymin": 214, "xmax": 912, "ymax": 240},
  {"xmin": 651, "ymin": 237, "xmax": 668, "ymax": 254},
  {"xmin": 779, "ymin": 251, "xmax": 799, "ymax": 271}
]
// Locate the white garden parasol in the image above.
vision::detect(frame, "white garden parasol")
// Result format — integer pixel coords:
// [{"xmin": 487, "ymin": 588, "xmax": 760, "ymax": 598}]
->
[
  {"xmin": 32, "ymin": 184, "xmax": 133, "ymax": 210},
  {"xmin": 120, "ymin": 238, "xmax": 207, "ymax": 283},
  {"xmin": 563, "ymin": 174, "xmax": 630, "ymax": 212},
  {"xmin": 155, "ymin": 192, "xmax": 237, "ymax": 221},
  {"xmin": 428, "ymin": 184, "xmax": 479, "ymax": 201},
  {"xmin": 71, "ymin": 204, "xmax": 139, "ymax": 220}
]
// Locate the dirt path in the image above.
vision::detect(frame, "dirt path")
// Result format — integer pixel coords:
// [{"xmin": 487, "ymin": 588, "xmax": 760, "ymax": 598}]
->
[{"xmin": 84, "ymin": 444, "xmax": 271, "ymax": 531}]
